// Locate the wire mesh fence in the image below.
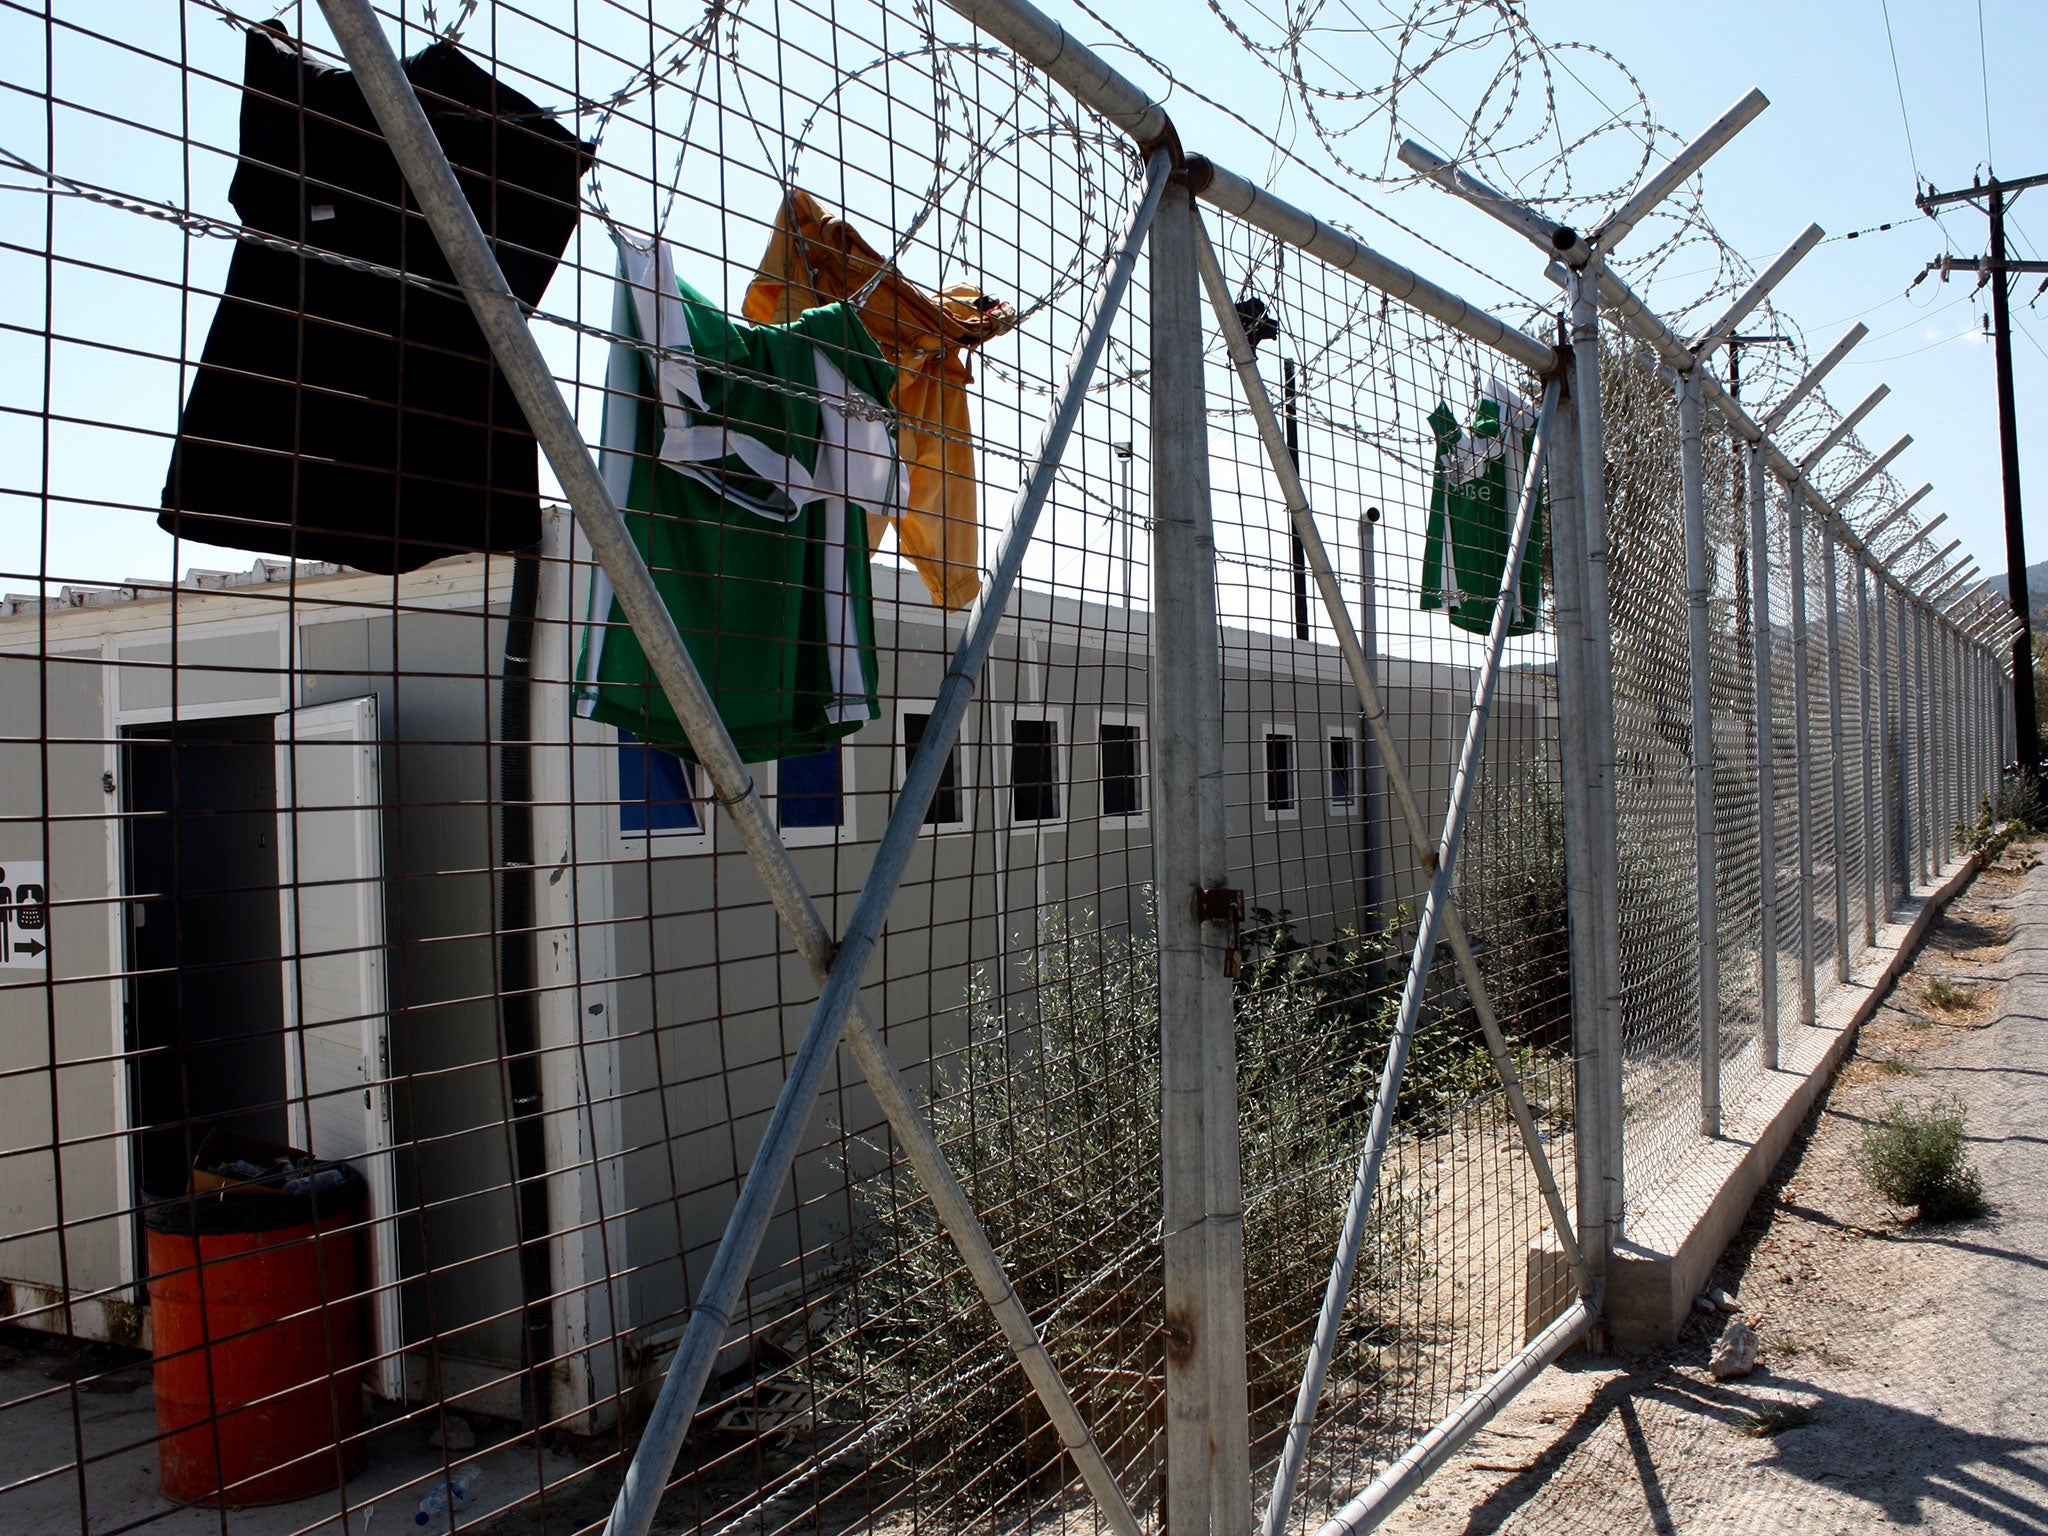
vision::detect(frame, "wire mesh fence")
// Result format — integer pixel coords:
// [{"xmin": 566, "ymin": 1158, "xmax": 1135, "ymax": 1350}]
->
[
  {"xmin": 1198, "ymin": 207, "xmax": 1576, "ymax": 1532},
  {"xmin": 0, "ymin": 3, "xmax": 2015, "ymax": 1536}
]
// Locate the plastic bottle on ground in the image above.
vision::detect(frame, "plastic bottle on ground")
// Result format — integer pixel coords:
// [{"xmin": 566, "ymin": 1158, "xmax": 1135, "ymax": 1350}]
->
[{"xmin": 414, "ymin": 1467, "xmax": 485, "ymax": 1528}]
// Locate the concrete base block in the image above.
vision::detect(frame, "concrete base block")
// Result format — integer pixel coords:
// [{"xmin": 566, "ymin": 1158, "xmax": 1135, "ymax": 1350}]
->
[{"xmin": 1534, "ymin": 851, "xmax": 1985, "ymax": 1350}]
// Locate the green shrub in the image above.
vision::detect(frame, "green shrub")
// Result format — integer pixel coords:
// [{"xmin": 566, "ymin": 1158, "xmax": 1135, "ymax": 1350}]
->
[
  {"xmin": 1922, "ymin": 975, "xmax": 1979, "ymax": 1014},
  {"xmin": 818, "ymin": 901, "xmax": 1432, "ymax": 1493},
  {"xmin": 1468, "ymin": 757, "xmax": 1574, "ymax": 1051},
  {"xmin": 1959, "ymin": 775, "xmax": 2039, "ymax": 859},
  {"xmin": 1855, "ymin": 1095, "xmax": 1987, "ymax": 1220},
  {"xmin": 1733, "ymin": 1403, "xmax": 1814, "ymax": 1438},
  {"xmin": 1996, "ymin": 771, "xmax": 2045, "ymax": 828}
]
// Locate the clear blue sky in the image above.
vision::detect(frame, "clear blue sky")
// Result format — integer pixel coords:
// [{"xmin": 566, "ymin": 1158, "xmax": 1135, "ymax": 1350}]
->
[{"xmin": 2, "ymin": 2, "xmax": 2041, "ymax": 598}]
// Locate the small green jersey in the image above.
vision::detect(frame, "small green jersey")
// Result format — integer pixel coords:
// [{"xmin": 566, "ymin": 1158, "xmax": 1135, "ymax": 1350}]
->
[
  {"xmin": 576, "ymin": 238, "xmax": 894, "ymax": 762},
  {"xmin": 1421, "ymin": 378, "xmax": 1546, "ymax": 639}
]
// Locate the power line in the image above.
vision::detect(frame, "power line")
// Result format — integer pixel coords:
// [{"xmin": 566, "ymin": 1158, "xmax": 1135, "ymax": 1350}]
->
[
  {"xmin": 1879, "ymin": 0, "xmax": 1922, "ymax": 188},
  {"xmin": 1978, "ymin": 0, "xmax": 1994, "ymax": 170}
]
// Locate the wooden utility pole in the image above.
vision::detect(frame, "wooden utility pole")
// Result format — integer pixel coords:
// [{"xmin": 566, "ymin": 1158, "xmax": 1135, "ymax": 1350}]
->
[{"xmin": 1918, "ymin": 170, "xmax": 2048, "ymax": 780}]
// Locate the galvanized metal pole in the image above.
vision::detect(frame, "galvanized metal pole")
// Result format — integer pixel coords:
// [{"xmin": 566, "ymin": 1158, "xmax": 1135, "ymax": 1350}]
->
[
  {"xmin": 1924, "ymin": 600, "xmax": 1938, "ymax": 877},
  {"xmin": 1916, "ymin": 599, "xmax": 1933, "ymax": 883},
  {"xmin": 1359, "ymin": 511, "xmax": 1389, "ymax": 994},
  {"xmin": 1822, "ymin": 528, "xmax": 1852, "ymax": 980},
  {"xmin": 1745, "ymin": 444, "xmax": 1779, "ymax": 1066},
  {"xmin": 1954, "ymin": 625, "xmax": 1967, "ymax": 834},
  {"xmin": 1968, "ymin": 640, "xmax": 1980, "ymax": 819},
  {"xmin": 1924, "ymin": 605, "xmax": 1944, "ymax": 811},
  {"xmin": 1947, "ymin": 622, "xmax": 1962, "ymax": 859},
  {"xmin": 1984, "ymin": 641, "xmax": 1997, "ymax": 809},
  {"xmin": 1785, "ymin": 483, "xmax": 1820, "ymax": 1022},
  {"xmin": 1309, "ymin": 1297, "xmax": 1598, "ymax": 1536},
  {"xmin": 1947, "ymin": 620, "xmax": 1959, "ymax": 855},
  {"xmin": 1677, "ymin": 371, "xmax": 1721, "ymax": 1133},
  {"xmin": 1151, "ymin": 172, "xmax": 1244, "ymax": 1536},
  {"xmin": 1982, "ymin": 643, "xmax": 1993, "ymax": 810},
  {"xmin": 1876, "ymin": 571, "xmax": 1893, "ymax": 916},
  {"xmin": 1568, "ymin": 269, "xmax": 1628, "ymax": 1259},
  {"xmin": 1938, "ymin": 622, "xmax": 1951, "ymax": 862},
  {"xmin": 1902, "ymin": 585, "xmax": 1917, "ymax": 887},
  {"xmin": 1978, "ymin": 635, "xmax": 1988, "ymax": 812},
  {"xmin": 1548, "ymin": 378, "xmax": 1617, "ymax": 1258},
  {"xmin": 1857, "ymin": 563, "xmax": 1878, "ymax": 946},
  {"xmin": 1969, "ymin": 631, "xmax": 1983, "ymax": 820}
]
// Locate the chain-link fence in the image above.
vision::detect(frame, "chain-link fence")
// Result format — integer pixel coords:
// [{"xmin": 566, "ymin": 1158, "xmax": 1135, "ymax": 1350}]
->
[{"xmin": 0, "ymin": 4, "xmax": 2016, "ymax": 1536}]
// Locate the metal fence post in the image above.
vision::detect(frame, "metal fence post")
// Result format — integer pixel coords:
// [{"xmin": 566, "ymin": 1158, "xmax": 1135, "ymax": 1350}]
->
[
  {"xmin": 1970, "ymin": 639, "xmax": 1982, "ymax": 817},
  {"xmin": 1916, "ymin": 602, "xmax": 1933, "ymax": 876},
  {"xmin": 1975, "ymin": 642, "xmax": 1986, "ymax": 813},
  {"xmin": 1941, "ymin": 622, "xmax": 1954, "ymax": 858},
  {"xmin": 1892, "ymin": 581, "xmax": 1908, "ymax": 888},
  {"xmin": 1549, "ymin": 375, "xmax": 1620, "ymax": 1281},
  {"xmin": 1915, "ymin": 599, "xmax": 1932, "ymax": 883},
  {"xmin": 1568, "ymin": 273, "xmax": 1628, "ymax": 1258},
  {"xmin": 1873, "ymin": 568, "xmax": 1893, "ymax": 921},
  {"xmin": 1856, "ymin": 562, "xmax": 1878, "ymax": 947},
  {"xmin": 1937, "ymin": 607, "xmax": 1949, "ymax": 867},
  {"xmin": 1821, "ymin": 527, "xmax": 1851, "ymax": 979},
  {"xmin": 1151, "ymin": 171, "xmax": 1250, "ymax": 1536},
  {"xmin": 1677, "ymin": 372, "xmax": 1720, "ymax": 1133},
  {"xmin": 1745, "ymin": 444, "xmax": 1779, "ymax": 1066},
  {"xmin": 1987, "ymin": 643, "xmax": 1997, "ymax": 801},
  {"xmin": 1359, "ymin": 512, "xmax": 1389, "ymax": 994},
  {"xmin": 1985, "ymin": 642, "xmax": 1997, "ymax": 809},
  {"xmin": 1951, "ymin": 622, "xmax": 1961, "ymax": 849},
  {"xmin": 1929, "ymin": 602, "xmax": 1942, "ymax": 870},
  {"xmin": 1784, "ymin": 482, "xmax": 1819, "ymax": 1022}
]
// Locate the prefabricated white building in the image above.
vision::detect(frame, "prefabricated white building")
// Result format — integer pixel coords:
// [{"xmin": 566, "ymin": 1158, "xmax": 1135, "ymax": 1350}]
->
[{"xmin": 0, "ymin": 511, "xmax": 1554, "ymax": 1431}]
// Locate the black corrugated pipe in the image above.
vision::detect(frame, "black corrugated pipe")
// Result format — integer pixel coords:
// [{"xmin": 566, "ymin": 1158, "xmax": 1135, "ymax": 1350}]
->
[{"xmin": 496, "ymin": 548, "xmax": 553, "ymax": 1429}]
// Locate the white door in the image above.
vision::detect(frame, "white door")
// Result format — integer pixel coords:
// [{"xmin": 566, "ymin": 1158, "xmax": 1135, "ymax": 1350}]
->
[{"xmin": 276, "ymin": 696, "xmax": 404, "ymax": 1400}]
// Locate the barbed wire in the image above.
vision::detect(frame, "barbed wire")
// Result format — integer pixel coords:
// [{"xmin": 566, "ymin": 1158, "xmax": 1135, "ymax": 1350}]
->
[{"xmin": 168, "ymin": 0, "xmax": 1929, "ymax": 551}]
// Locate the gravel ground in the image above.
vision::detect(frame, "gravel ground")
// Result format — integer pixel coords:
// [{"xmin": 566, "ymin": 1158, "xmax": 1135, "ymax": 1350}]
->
[{"xmin": 1383, "ymin": 841, "xmax": 2048, "ymax": 1535}]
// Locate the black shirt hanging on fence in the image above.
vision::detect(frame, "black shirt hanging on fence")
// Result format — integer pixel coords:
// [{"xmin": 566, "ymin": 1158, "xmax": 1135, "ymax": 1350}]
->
[{"xmin": 160, "ymin": 23, "xmax": 591, "ymax": 573}]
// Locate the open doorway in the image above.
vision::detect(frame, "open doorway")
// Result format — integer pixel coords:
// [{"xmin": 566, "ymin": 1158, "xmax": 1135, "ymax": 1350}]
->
[{"xmin": 121, "ymin": 714, "xmax": 289, "ymax": 1203}]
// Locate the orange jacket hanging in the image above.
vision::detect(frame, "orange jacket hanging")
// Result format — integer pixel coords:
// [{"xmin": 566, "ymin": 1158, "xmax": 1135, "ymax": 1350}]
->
[{"xmin": 743, "ymin": 189, "xmax": 1016, "ymax": 611}]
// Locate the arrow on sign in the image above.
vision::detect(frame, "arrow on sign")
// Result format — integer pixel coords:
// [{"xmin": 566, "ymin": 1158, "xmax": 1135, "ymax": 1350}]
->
[{"xmin": 14, "ymin": 939, "xmax": 44, "ymax": 959}]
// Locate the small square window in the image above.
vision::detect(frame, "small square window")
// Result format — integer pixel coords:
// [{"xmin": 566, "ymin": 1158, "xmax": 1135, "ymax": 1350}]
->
[
  {"xmin": 777, "ymin": 744, "xmax": 843, "ymax": 832},
  {"xmin": 902, "ymin": 710, "xmax": 965, "ymax": 829},
  {"xmin": 1264, "ymin": 728, "xmax": 1297, "ymax": 819},
  {"xmin": 1328, "ymin": 733, "xmax": 1356, "ymax": 813},
  {"xmin": 1010, "ymin": 716, "xmax": 1063, "ymax": 823},
  {"xmin": 618, "ymin": 731, "xmax": 701, "ymax": 836},
  {"xmin": 1101, "ymin": 721, "xmax": 1144, "ymax": 819}
]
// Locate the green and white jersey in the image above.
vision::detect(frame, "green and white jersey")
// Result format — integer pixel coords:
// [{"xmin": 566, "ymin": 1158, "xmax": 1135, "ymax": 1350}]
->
[
  {"xmin": 575, "ymin": 237, "xmax": 893, "ymax": 763},
  {"xmin": 1420, "ymin": 375, "xmax": 1546, "ymax": 639}
]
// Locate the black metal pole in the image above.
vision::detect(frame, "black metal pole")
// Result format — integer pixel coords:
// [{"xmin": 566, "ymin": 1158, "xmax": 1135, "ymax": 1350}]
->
[
  {"xmin": 1990, "ymin": 187, "xmax": 2041, "ymax": 779},
  {"xmin": 1284, "ymin": 356, "xmax": 1310, "ymax": 640}
]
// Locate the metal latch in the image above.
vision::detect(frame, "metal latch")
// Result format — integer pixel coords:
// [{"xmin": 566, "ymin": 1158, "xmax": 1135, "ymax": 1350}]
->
[{"xmin": 1196, "ymin": 885, "xmax": 1244, "ymax": 978}]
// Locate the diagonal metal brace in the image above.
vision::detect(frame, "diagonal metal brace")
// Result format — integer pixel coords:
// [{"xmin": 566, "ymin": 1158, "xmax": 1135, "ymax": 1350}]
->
[
  {"xmin": 1190, "ymin": 214, "xmax": 1586, "ymax": 1536},
  {"xmin": 313, "ymin": 7, "xmax": 1155, "ymax": 1536}
]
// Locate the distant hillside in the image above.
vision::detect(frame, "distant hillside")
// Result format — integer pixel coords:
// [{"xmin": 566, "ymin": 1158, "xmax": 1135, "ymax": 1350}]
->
[{"xmin": 1977, "ymin": 560, "xmax": 2048, "ymax": 630}]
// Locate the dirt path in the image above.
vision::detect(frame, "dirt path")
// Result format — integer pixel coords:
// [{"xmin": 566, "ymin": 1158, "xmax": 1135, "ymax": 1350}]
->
[{"xmin": 1384, "ymin": 842, "xmax": 2048, "ymax": 1535}]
